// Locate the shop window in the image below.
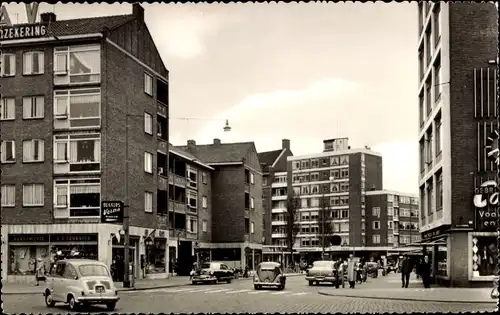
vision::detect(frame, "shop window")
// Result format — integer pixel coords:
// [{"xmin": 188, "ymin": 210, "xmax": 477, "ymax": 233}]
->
[
  {"xmin": 146, "ymin": 239, "xmax": 166, "ymax": 274},
  {"xmin": 472, "ymin": 235, "xmax": 498, "ymax": 278},
  {"xmin": 9, "ymin": 245, "xmax": 50, "ymax": 275}
]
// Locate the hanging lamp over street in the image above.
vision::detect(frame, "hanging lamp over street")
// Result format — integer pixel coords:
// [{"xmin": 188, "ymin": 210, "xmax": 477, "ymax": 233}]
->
[{"xmin": 223, "ymin": 119, "xmax": 231, "ymax": 132}]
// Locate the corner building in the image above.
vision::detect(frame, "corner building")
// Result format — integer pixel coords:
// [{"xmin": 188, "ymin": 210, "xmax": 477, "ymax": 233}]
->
[
  {"xmin": 0, "ymin": 5, "xmax": 173, "ymax": 282},
  {"xmin": 416, "ymin": 1, "xmax": 498, "ymax": 286}
]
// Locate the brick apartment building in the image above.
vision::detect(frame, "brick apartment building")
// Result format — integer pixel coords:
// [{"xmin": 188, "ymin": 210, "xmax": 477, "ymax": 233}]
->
[
  {"xmin": 0, "ymin": 4, "xmax": 176, "ymax": 283},
  {"xmin": 265, "ymin": 138, "xmax": 393, "ymax": 264},
  {"xmin": 365, "ymin": 190, "xmax": 420, "ymax": 248},
  {"xmin": 416, "ymin": 2, "xmax": 498, "ymax": 286},
  {"xmin": 258, "ymin": 139, "xmax": 293, "ymax": 248},
  {"xmin": 176, "ymin": 139, "xmax": 264, "ymax": 270}
]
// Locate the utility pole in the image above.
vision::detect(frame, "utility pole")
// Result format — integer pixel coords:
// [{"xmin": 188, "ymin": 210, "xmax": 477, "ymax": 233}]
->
[{"xmin": 123, "ymin": 112, "xmax": 131, "ymax": 288}]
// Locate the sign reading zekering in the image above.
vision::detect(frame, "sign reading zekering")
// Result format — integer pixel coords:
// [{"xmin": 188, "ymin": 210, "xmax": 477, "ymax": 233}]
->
[{"xmin": 0, "ymin": 24, "xmax": 47, "ymax": 40}]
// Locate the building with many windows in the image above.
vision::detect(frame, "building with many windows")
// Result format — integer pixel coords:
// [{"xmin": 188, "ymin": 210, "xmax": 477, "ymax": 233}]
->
[
  {"xmin": 280, "ymin": 138, "xmax": 385, "ymax": 262},
  {"xmin": 416, "ymin": 2, "xmax": 498, "ymax": 286},
  {"xmin": 0, "ymin": 4, "xmax": 175, "ymax": 282},
  {"xmin": 176, "ymin": 138, "xmax": 264, "ymax": 270},
  {"xmin": 365, "ymin": 190, "xmax": 420, "ymax": 248}
]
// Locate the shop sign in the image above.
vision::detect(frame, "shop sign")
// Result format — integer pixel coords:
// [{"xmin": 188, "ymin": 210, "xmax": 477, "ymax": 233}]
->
[
  {"xmin": 101, "ymin": 200, "xmax": 124, "ymax": 223},
  {"xmin": 8, "ymin": 234, "xmax": 49, "ymax": 243},
  {"xmin": 473, "ymin": 180, "xmax": 499, "ymax": 232},
  {"xmin": 421, "ymin": 225, "xmax": 450, "ymax": 241},
  {"xmin": 51, "ymin": 234, "xmax": 98, "ymax": 242},
  {"xmin": 473, "ymin": 180, "xmax": 498, "ymax": 208},
  {"xmin": 0, "ymin": 23, "xmax": 47, "ymax": 40}
]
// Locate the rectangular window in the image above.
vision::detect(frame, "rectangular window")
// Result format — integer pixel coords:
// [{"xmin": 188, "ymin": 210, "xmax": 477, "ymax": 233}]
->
[
  {"xmin": 1, "ymin": 140, "xmax": 15, "ymax": 163},
  {"xmin": 144, "ymin": 152, "xmax": 153, "ymax": 173},
  {"xmin": 187, "ymin": 190, "xmax": 197, "ymax": 208},
  {"xmin": 372, "ymin": 234, "xmax": 381, "ymax": 244},
  {"xmin": 1, "ymin": 98, "xmax": 15, "ymax": 120},
  {"xmin": 250, "ymin": 221, "xmax": 255, "ymax": 234},
  {"xmin": 330, "ymin": 156, "xmax": 339, "ymax": 166},
  {"xmin": 436, "ymin": 172, "xmax": 443, "ymax": 210},
  {"xmin": 372, "ymin": 221, "xmax": 380, "ymax": 230},
  {"xmin": 426, "ymin": 130, "xmax": 433, "ymax": 164},
  {"xmin": 202, "ymin": 172, "xmax": 207, "ymax": 184},
  {"xmin": 388, "ymin": 221, "xmax": 393, "ymax": 229},
  {"xmin": 433, "ymin": 4, "xmax": 441, "ymax": 47},
  {"xmin": 23, "ymin": 139, "xmax": 44, "ymax": 162},
  {"xmin": 1, "ymin": 54, "xmax": 16, "ymax": 76},
  {"xmin": 187, "ymin": 216, "xmax": 197, "ymax": 233},
  {"xmin": 144, "ymin": 191, "xmax": 153, "ymax": 213},
  {"xmin": 54, "ymin": 45, "xmax": 101, "ymax": 83},
  {"xmin": 54, "ymin": 134, "xmax": 100, "ymax": 172},
  {"xmin": 435, "ymin": 115, "xmax": 442, "ymax": 155},
  {"xmin": 1, "ymin": 185, "xmax": 15, "ymax": 206},
  {"xmin": 419, "ymin": 93, "xmax": 424, "ymax": 126},
  {"xmin": 372, "ymin": 207, "xmax": 380, "ymax": 217},
  {"xmin": 202, "ymin": 196, "xmax": 207, "ymax": 208},
  {"xmin": 54, "ymin": 178, "xmax": 100, "ymax": 217},
  {"xmin": 426, "ymin": 181, "xmax": 433, "ymax": 215},
  {"xmin": 434, "ymin": 61, "xmax": 441, "ymax": 102},
  {"xmin": 54, "ymin": 88, "xmax": 101, "ymax": 128},
  {"xmin": 144, "ymin": 73, "xmax": 153, "ymax": 95},
  {"xmin": 425, "ymin": 27, "xmax": 432, "ymax": 65},
  {"xmin": 202, "ymin": 220, "xmax": 208, "ymax": 232},
  {"xmin": 340, "ymin": 222, "xmax": 349, "ymax": 232},
  {"xmin": 23, "ymin": 96, "xmax": 44, "ymax": 119},
  {"xmin": 425, "ymin": 78, "xmax": 432, "ymax": 114},
  {"xmin": 144, "ymin": 112, "xmax": 152, "ymax": 134},
  {"xmin": 23, "ymin": 51, "xmax": 44, "ymax": 75},
  {"xmin": 250, "ymin": 172, "xmax": 255, "ymax": 184},
  {"xmin": 22, "ymin": 184, "xmax": 44, "ymax": 206},
  {"xmin": 250, "ymin": 197, "xmax": 255, "ymax": 209},
  {"xmin": 418, "ymin": 47, "xmax": 424, "ymax": 80}
]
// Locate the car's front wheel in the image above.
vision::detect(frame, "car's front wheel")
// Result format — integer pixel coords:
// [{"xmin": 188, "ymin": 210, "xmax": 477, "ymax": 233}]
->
[
  {"xmin": 106, "ymin": 302, "xmax": 117, "ymax": 311},
  {"xmin": 278, "ymin": 285, "xmax": 285, "ymax": 290},
  {"xmin": 68, "ymin": 295, "xmax": 78, "ymax": 311},
  {"xmin": 308, "ymin": 280, "xmax": 314, "ymax": 286},
  {"xmin": 44, "ymin": 292, "xmax": 56, "ymax": 307},
  {"xmin": 254, "ymin": 284, "xmax": 260, "ymax": 290}
]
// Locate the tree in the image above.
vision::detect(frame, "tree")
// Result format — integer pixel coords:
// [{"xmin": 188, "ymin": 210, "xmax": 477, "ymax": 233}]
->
[
  {"xmin": 285, "ymin": 192, "xmax": 301, "ymax": 268},
  {"xmin": 317, "ymin": 195, "xmax": 336, "ymax": 259}
]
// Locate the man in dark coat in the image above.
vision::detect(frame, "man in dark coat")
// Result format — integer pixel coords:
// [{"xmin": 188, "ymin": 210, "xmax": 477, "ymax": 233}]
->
[
  {"xmin": 419, "ymin": 255, "xmax": 432, "ymax": 288},
  {"xmin": 400, "ymin": 254, "xmax": 413, "ymax": 288}
]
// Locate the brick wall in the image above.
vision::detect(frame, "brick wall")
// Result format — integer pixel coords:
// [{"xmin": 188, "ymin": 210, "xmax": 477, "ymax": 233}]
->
[
  {"xmin": 348, "ymin": 153, "xmax": 362, "ymax": 246},
  {"xmin": 211, "ymin": 165, "xmax": 245, "ymax": 242},
  {"xmin": 101, "ymin": 41, "xmax": 159, "ymax": 229},
  {"xmin": 197, "ymin": 168, "xmax": 212, "ymax": 243},
  {"xmin": 248, "ymin": 165, "xmax": 263, "ymax": 244},
  {"xmin": 364, "ymin": 154, "xmax": 383, "ymax": 191},
  {"xmin": 448, "ymin": 3, "xmax": 498, "ymax": 227},
  {"xmin": 0, "ymin": 44, "xmax": 55, "ymax": 224},
  {"xmin": 262, "ymin": 174, "xmax": 272, "ymax": 245},
  {"xmin": 365, "ymin": 194, "xmax": 389, "ymax": 246}
]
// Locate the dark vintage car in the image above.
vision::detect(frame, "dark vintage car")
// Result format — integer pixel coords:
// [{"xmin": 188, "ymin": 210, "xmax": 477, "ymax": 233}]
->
[
  {"xmin": 305, "ymin": 260, "xmax": 341, "ymax": 287},
  {"xmin": 253, "ymin": 262, "xmax": 286, "ymax": 290},
  {"xmin": 191, "ymin": 262, "xmax": 234, "ymax": 285}
]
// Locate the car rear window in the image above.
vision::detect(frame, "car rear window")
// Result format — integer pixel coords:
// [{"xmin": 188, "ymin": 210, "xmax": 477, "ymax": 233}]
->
[
  {"xmin": 79, "ymin": 264, "xmax": 109, "ymax": 277},
  {"xmin": 313, "ymin": 261, "xmax": 334, "ymax": 268}
]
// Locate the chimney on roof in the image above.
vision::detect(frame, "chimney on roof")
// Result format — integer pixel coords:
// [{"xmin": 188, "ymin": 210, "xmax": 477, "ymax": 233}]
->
[
  {"xmin": 132, "ymin": 3, "xmax": 144, "ymax": 25},
  {"xmin": 213, "ymin": 138, "xmax": 221, "ymax": 145},
  {"xmin": 40, "ymin": 12, "xmax": 56, "ymax": 23},
  {"xmin": 282, "ymin": 139, "xmax": 290, "ymax": 150},
  {"xmin": 187, "ymin": 140, "xmax": 196, "ymax": 153}
]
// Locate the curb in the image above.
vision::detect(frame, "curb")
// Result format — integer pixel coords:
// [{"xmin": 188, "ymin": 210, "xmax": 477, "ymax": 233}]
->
[
  {"xmin": 3, "ymin": 274, "xmax": 303, "ymax": 295},
  {"xmin": 317, "ymin": 291, "xmax": 493, "ymax": 304}
]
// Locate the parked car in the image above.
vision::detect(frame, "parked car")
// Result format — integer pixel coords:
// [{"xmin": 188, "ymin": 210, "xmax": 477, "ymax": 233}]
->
[
  {"xmin": 305, "ymin": 260, "xmax": 341, "ymax": 287},
  {"xmin": 192, "ymin": 261, "xmax": 234, "ymax": 284},
  {"xmin": 43, "ymin": 259, "xmax": 119, "ymax": 311},
  {"xmin": 253, "ymin": 262, "xmax": 286, "ymax": 290}
]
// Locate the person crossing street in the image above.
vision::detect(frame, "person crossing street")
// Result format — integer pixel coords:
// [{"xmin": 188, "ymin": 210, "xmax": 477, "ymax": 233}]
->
[{"xmin": 400, "ymin": 254, "xmax": 413, "ymax": 288}]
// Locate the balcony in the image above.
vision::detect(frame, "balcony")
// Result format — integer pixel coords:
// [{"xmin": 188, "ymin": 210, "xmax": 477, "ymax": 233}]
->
[
  {"xmin": 271, "ymin": 221, "xmax": 286, "ymax": 226},
  {"xmin": 169, "ymin": 229, "xmax": 187, "ymax": 239},
  {"xmin": 393, "ymin": 214, "xmax": 399, "ymax": 221},
  {"xmin": 168, "ymin": 173, "xmax": 186, "ymax": 187},
  {"xmin": 157, "ymin": 103, "xmax": 167, "ymax": 118},
  {"xmin": 186, "ymin": 231, "xmax": 197, "ymax": 240},
  {"xmin": 271, "ymin": 195, "xmax": 287, "ymax": 201},
  {"xmin": 272, "ymin": 233, "xmax": 286, "ymax": 238},
  {"xmin": 157, "ymin": 214, "xmax": 168, "ymax": 229},
  {"xmin": 271, "ymin": 208, "xmax": 286, "ymax": 214},
  {"xmin": 169, "ymin": 200, "xmax": 187, "ymax": 213},
  {"xmin": 157, "ymin": 140, "xmax": 168, "ymax": 155},
  {"xmin": 158, "ymin": 176, "xmax": 168, "ymax": 191}
]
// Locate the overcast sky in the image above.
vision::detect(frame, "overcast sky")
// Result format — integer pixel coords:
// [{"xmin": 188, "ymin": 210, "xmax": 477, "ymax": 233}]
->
[{"xmin": 4, "ymin": 2, "xmax": 419, "ymax": 194}]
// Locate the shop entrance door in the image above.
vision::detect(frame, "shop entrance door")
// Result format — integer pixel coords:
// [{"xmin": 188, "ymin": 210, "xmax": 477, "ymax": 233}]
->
[
  {"xmin": 177, "ymin": 241, "xmax": 193, "ymax": 276},
  {"xmin": 112, "ymin": 247, "xmax": 135, "ymax": 282}
]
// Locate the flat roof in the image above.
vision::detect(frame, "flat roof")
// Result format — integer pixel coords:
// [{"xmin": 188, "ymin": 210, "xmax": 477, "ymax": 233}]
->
[
  {"xmin": 365, "ymin": 190, "xmax": 418, "ymax": 198},
  {"xmin": 288, "ymin": 149, "xmax": 382, "ymax": 161}
]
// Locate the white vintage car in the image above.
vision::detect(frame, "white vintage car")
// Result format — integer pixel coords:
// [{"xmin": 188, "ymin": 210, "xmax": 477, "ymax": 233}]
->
[{"xmin": 43, "ymin": 259, "xmax": 119, "ymax": 311}]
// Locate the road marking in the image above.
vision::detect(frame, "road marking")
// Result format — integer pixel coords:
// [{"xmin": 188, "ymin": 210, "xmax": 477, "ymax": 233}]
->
[
  {"xmin": 271, "ymin": 291, "xmax": 287, "ymax": 295},
  {"xmin": 291, "ymin": 292, "xmax": 309, "ymax": 296},
  {"xmin": 226, "ymin": 289, "xmax": 251, "ymax": 294},
  {"xmin": 163, "ymin": 288, "xmax": 193, "ymax": 293},
  {"xmin": 248, "ymin": 290, "xmax": 267, "ymax": 294},
  {"xmin": 205, "ymin": 288, "xmax": 231, "ymax": 293}
]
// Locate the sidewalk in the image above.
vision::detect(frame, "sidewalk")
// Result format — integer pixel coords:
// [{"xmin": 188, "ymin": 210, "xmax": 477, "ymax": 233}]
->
[
  {"xmin": 2, "ymin": 273, "xmax": 302, "ymax": 295},
  {"xmin": 318, "ymin": 272, "xmax": 493, "ymax": 303}
]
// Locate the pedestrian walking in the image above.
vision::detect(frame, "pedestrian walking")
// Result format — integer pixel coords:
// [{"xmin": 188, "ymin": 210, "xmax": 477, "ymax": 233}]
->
[
  {"xmin": 34, "ymin": 258, "xmax": 46, "ymax": 286},
  {"xmin": 400, "ymin": 254, "xmax": 413, "ymax": 288},
  {"xmin": 346, "ymin": 254, "xmax": 357, "ymax": 289},
  {"xmin": 419, "ymin": 255, "xmax": 432, "ymax": 288}
]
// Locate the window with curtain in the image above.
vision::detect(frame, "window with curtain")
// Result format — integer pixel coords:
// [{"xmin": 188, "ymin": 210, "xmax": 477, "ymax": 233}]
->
[
  {"xmin": 55, "ymin": 142, "xmax": 68, "ymax": 161},
  {"xmin": 70, "ymin": 93, "xmax": 100, "ymax": 120},
  {"xmin": 144, "ymin": 112, "xmax": 152, "ymax": 134},
  {"xmin": 54, "ymin": 89, "xmax": 101, "ymax": 128},
  {"xmin": 23, "ymin": 96, "xmax": 44, "ymax": 119},
  {"xmin": 1, "ymin": 140, "xmax": 15, "ymax": 162},
  {"xmin": 144, "ymin": 152, "xmax": 153, "ymax": 173},
  {"xmin": 144, "ymin": 191, "xmax": 153, "ymax": 213},
  {"xmin": 23, "ymin": 51, "xmax": 44, "ymax": 75},
  {"xmin": 144, "ymin": 73, "xmax": 153, "ymax": 95},
  {"xmin": 1, "ymin": 54, "xmax": 16, "ymax": 76},
  {"xmin": 69, "ymin": 184, "xmax": 100, "ymax": 217},
  {"xmin": 1, "ymin": 185, "xmax": 15, "ymax": 206},
  {"xmin": 1, "ymin": 98, "xmax": 15, "ymax": 120},
  {"xmin": 23, "ymin": 139, "xmax": 44, "ymax": 162},
  {"xmin": 23, "ymin": 184, "xmax": 44, "ymax": 206},
  {"xmin": 69, "ymin": 49, "xmax": 100, "ymax": 83},
  {"xmin": 55, "ymin": 186, "xmax": 68, "ymax": 207}
]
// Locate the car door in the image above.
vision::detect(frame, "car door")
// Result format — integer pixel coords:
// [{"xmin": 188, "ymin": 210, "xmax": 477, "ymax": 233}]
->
[
  {"xmin": 61, "ymin": 263, "xmax": 79, "ymax": 297},
  {"xmin": 52, "ymin": 262, "xmax": 66, "ymax": 301},
  {"xmin": 220, "ymin": 264, "xmax": 229, "ymax": 280}
]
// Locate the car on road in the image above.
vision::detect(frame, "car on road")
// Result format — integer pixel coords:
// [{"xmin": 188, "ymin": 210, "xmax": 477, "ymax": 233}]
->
[
  {"xmin": 192, "ymin": 262, "xmax": 234, "ymax": 285},
  {"xmin": 253, "ymin": 262, "xmax": 286, "ymax": 290},
  {"xmin": 305, "ymin": 260, "xmax": 341, "ymax": 287},
  {"xmin": 43, "ymin": 259, "xmax": 119, "ymax": 311}
]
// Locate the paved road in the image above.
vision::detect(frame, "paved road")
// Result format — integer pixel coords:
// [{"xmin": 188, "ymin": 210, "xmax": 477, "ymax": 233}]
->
[{"xmin": 3, "ymin": 276, "xmax": 495, "ymax": 313}]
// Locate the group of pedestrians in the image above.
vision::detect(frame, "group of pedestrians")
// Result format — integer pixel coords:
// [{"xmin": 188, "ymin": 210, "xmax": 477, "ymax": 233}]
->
[{"xmin": 399, "ymin": 254, "xmax": 432, "ymax": 289}]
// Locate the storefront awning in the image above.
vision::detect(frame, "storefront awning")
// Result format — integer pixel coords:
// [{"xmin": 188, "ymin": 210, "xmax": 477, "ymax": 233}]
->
[{"xmin": 411, "ymin": 237, "xmax": 447, "ymax": 246}]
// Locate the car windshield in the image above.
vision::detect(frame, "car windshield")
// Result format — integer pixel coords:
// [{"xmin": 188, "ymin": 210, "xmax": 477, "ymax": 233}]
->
[
  {"xmin": 313, "ymin": 261, "xmax": 333, "ymax": 268},
  {"xmin": 201, "ymin": 262, "xmax": 218, "ymax": 269},
  {"xmin": 259, "ymin": 263, "xmax": 278, "ymax": 271},
  {"xmin": 78, "ymin": 264, "xmax": 109, "ymax": 277}
]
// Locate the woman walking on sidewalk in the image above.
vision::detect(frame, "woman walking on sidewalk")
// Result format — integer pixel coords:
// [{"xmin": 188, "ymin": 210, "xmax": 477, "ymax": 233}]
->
[
  {"xmin": 34, "ymin": 258, "xmax": 46, "ymax": 286},
  {"xmin": 346, "ymin": 254, "xmax": 357, "ymax": 289}
]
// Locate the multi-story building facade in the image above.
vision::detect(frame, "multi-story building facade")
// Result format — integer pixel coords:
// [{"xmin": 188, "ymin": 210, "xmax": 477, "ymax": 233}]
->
[
  {"xmin": 0, "ymin": 4, "xmax": 173, "ymax": 283},
  {"xmin": 365, "ymin": 190, "xmax": 420, "ymax": 248},
  {"xmin": 258, "ymin": 139, "xmax": 293, "ymax": 246},
  {"xmin": 283, "ymin": 138, "xmax": 384, "ymax": 262},
  {"xmin": 163, "ymin": 145, "xmax": 213, "ymax": 276},
  {"xmin": 416, "ymin": 2, "xmax": 498, "ymax": 286},
  {"xmin": 177, "ymin": 138, "xmax": 264, "ymax": 270}
]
